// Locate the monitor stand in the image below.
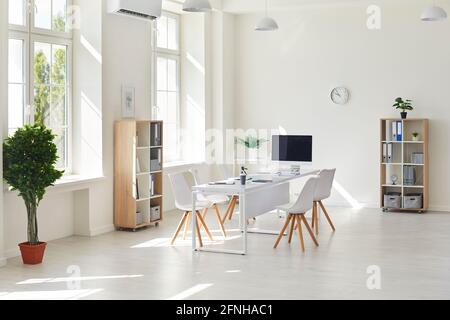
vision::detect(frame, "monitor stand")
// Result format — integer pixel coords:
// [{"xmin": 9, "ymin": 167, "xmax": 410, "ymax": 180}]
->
[
  {"xmin": 290, "ymin": 164, "xmax": 301, "ymax": 176},
  {"xmin": 277, "ymin": 163, "xmax": 301, "ymax": 176}
]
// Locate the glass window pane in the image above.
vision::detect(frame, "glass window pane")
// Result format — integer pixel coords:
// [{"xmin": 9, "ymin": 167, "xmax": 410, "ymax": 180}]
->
[
  {"xmin": 53, "ymin": 127, "xmax": 67, "ymax": 169},
  {"xmin": 8, "ymin": 84, "xmax": 24, "ymax": 130},
  {"xmin": 34, "ymin": 42, "xmax": 51, "ymax": 85},
  {"xmin": 34, "ymin": 0, "xmax": 52, "ymax": 30},
  {"xmin": 34, "ymin": 85, "xmax": 50, "ymax": 125},
  {"xmin": 168, "ymin": 17, "xmax": 177, "ymax": 51},
  {"xmin": 157, "ymin": 57, "xmax": 167, "ymax": 91},
  {"xmin": 167, "ymin": 92, "xmax": 177, "ymax": 124},
  {"xmin": 156, "ymin": 91, "xmax": 167, "ymax": 121},
  {"xmin": 8, "ymin": 39, "xmax": 24, "ymax": 83},
  {"xmin": 52, "ymin": 0, "xmax": 67, "ymax": 32},
  {"xmin": 9, "ymin": 0, "xmax": 25, "ymax": 26},
  {"xmin": 157, "ymin": 15, "xmax": 168, "ymax": 49},
  {"xmin": 167, "ymin": 58, "xmax": 177, "ymax": 91},
  {"xmin": 52, "ymin": 45, "xmax": 67, "ymax": 85},
  {"xmin": 50, "ymin": 87, "xmax": 66, "ymax": 127}
]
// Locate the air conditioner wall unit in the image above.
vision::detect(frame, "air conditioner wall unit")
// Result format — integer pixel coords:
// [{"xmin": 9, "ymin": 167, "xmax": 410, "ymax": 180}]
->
[{"xmin": 107, "ymin": 0, "xmax": 162, "ymax": 21}]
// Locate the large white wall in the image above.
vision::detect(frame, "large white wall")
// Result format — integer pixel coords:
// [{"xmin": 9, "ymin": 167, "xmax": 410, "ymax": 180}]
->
[
  {"xmin": 233, "ymin": 2, "xmax": 450, "ymax": 210},
  {"xmin": 0, "ymin": 0, "xmax": 8, "ymax": 266}
]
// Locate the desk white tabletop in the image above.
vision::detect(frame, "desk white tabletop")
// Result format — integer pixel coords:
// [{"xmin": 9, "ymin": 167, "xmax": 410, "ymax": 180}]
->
[{"xmin": 192, "ymin": 169, "xmax": 320, "ymax": 194}]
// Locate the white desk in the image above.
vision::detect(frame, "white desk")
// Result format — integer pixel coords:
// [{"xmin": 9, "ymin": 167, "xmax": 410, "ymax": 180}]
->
[{"xmin": 191, "ymin": 170, "xmax": 319, "ymax": 255}]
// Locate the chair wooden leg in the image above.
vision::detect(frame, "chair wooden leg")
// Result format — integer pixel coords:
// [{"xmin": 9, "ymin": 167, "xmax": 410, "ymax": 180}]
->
[
  {"xmin": 196, "ymin": 211, "xmax": 214, "ymax": 241},
  {"xmin": 301, "ymin": 215, "xmax": 319, "ymax": 247},
  {"xmin": 313, "ymin": 201, "xmax": 319, "ymax": 236},
  {"xmin": 195, "ymin": 218, "xmax": 203, "ymax": 247},
  {"xmin": 288, "ymin": 216, "xmax": 296, "ymax": 244},
  {"xmin": 227, "ymin": 196, "xmax": 237, "ymax": 220},
  {"xmin": 319, "ymin": 201, "xmax": 336, "ymax": 231},
  {"xmin": 311, "ymin": 204, "xmax": 315, "ymax": 229},
  {"xmin": 213, "ymin": 204, "xmax": 227, "ymax": 237},
  {"xmin": 182, "ymin": 212, "xmax": 191, "ymax": 240},
  {"xmin": 296, "ymin": 216, "xmax": 305, "ymax": 252},
  {"xmin": 274, "ymin": 214, "xmax": 292, "ymax": 249},
  {"xmin": 202, "ymin": 207, "xmax": 209, "ymax": 219},
  {"xmin": 171, "ymin": 212, "xmax": 189, "ymax": 245}
]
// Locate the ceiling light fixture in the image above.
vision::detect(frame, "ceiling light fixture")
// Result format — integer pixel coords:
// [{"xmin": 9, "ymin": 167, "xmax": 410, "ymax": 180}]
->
[
  {"xmin": 255, "ymin": 0, "xmax": 279, "ymax": 31},
  {"xmin": 421, "ymin": 2, "xmax": 448, "ymax": 21},
  {"xmin": 182, "ymin": 0, "xmax": 212, "ymax": 13}
]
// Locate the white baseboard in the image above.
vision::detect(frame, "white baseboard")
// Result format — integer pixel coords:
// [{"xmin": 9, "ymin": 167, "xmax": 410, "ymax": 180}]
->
[
  {"xmin": 89, "ymin": 224, "xmax": 115, "ymax": 236},
  {"xmin": 326, "ymin": 201, "xmax": 450, "ymax": 213}
]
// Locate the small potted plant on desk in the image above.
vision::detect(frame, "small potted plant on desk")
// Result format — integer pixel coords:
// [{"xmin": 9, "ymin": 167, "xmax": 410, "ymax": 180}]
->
[
  {"xmin": 3, "ymin": 125, "xmax": 64, "ymax": 265},
  {"xmin": 393, "ymin": 97, "xmax": 413, "ymax": 119}
]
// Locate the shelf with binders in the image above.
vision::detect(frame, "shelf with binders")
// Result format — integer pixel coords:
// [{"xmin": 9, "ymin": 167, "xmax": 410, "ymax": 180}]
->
[{"xmin": 381, "ymin": 141, "xmax": 402, "ymax": 164}]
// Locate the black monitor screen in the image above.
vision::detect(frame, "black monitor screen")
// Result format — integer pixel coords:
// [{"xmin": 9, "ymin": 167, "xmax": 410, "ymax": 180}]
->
[{"xmin": 272, "ymin": 135, "xmax": 313, "ymax": 162}]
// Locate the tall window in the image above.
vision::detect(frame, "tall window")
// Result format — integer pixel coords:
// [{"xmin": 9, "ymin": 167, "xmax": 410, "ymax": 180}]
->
[
  {"xmin": 8, "ymin": 0, "xmax": 72, "ymax": 170},
  {"xmin": 154, "ymin": 12, "xmax": 180, "ymax": 163}
]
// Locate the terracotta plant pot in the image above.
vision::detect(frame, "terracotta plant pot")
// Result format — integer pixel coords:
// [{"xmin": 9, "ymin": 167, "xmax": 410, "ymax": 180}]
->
[{"xmin": 19, "ymin": 242, "xmax": 47, "ymax": 265}]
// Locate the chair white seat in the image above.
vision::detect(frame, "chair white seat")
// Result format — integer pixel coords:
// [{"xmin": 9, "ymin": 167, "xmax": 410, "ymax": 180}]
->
[
  {"xmin": 197, "ymin": 193, "xmax": 229, "ymax": 205},
  {"xmin": 311, "ymin": 169, "xmax": 337, "ymax": 235},
  {"xmin": 276, "ymin": 202, "xmax": 297, "ymax": 212},
  {"xmin": 177, "ymin": 201, "xmax": 212, "ymax": 212},
  {"xmin": 274, "ymin": 177, "xmax": 320, "ymax": 252}
]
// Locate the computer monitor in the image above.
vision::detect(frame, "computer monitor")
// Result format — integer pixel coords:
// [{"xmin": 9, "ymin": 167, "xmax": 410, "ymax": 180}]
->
[{"xmin": 272, "ymin": 135, "xmax": 313, "ymax": 163}]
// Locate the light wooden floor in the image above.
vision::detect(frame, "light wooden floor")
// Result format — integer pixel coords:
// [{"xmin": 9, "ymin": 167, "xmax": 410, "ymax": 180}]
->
[{"xmin": 1, "ymin": 206, "xmax": 450, "ymax": 300}]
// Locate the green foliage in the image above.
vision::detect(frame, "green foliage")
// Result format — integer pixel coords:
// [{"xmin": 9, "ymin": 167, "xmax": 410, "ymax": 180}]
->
[
  {"xmin": 53, "ymin": 14, "xmax": 66, "ymax": 33},
  {"xmin": 412, "ymin": 132, "xmax": 419, "ymax": 137},
  {"xmin": 236, "ymin": 136, "xmax": 267, "ymax": 149},
  {"xmin": 393, "ymin": 97, "xmax": 413, "ymax": 112},
  {"xmin": 3, "ymin": 125, "xmax": 64, "ymax": 244}
]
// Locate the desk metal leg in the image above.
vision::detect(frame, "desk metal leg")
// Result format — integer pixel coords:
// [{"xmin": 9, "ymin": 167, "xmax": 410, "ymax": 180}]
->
[
  {"xmin": 240, "ymin": 190, "xmax": 247, "ymax": 254},
  {"xmin": 192, "ymin": 191, "xmax": 197, "ymax": 252}
]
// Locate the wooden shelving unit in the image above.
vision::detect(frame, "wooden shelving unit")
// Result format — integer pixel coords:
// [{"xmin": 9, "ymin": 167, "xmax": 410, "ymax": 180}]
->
[
  {"xmin": 380, "ymin": 118, "xmax": 429, "ymax": 213},
  {"xmin": 114, "ymin": 120, "xmax": 164, "ymax": 231}
]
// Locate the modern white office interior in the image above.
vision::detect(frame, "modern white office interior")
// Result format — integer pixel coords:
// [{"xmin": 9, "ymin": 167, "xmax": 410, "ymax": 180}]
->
[{"xmin": 1, "ymin": 0, "xmax": 450, "ymax": 301}]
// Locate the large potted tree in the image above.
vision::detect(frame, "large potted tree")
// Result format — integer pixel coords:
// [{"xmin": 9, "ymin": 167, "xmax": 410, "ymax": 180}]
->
[{"xmin": 3, "ymin": 125, "xmax": 64, "ymax": 265}]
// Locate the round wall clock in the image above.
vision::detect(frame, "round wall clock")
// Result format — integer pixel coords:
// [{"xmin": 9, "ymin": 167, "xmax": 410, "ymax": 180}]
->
[{"xmin": 330, "ymin": 87, "xmax": 350, "ymax": 105}]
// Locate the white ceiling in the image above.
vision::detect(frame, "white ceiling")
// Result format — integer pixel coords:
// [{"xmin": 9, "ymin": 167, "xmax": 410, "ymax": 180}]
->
[{"xmin": 221, "ymin": 0, "xmax": 428, "ymax": 14}]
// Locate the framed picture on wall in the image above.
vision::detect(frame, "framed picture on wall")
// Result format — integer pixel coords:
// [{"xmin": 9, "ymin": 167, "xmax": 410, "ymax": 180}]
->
[{"xmin": 122, "ymin": 85, "xmax": 135, "ymax": 118}]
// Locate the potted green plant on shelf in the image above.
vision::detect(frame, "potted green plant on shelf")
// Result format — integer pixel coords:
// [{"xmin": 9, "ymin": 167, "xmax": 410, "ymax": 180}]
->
[
  {"xmin": 3, "ymin": 125, "xmax": 64, "ymax": 265},
  {"xmin": 393, "ymin": 97, "xmax": 413, "ymax": 119},
  {"xmin": 412, "ymin": 132, "xmax": 420, "ymax": 141},
  {"xmin": 235, "ymin": 136, "xmax": 267, "ymax": 163}
]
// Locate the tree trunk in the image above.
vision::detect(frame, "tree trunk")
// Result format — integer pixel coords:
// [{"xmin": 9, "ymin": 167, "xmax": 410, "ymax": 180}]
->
[{"xmin": 26, "ymin": 201, "xmax": 39, "ymax": 245}]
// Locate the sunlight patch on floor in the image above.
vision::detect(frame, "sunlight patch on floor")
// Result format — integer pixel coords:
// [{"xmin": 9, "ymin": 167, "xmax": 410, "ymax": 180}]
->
[{"xmin": 17, "ymin": 274, "xmax": 143, "ymax": 285}]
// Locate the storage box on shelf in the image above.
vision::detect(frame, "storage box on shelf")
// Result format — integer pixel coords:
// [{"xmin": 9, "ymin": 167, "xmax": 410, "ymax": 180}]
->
[
  {"xmin": 380, "ymin": 118, "xmax": 428, "ymax": 213},
  {"xmin": 114, "ymin": 120, "xmax": 164, "ymax": 231}
]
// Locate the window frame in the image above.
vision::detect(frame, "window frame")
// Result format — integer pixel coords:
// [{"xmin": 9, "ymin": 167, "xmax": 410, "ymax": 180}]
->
[
  {"xmin": 153, "ymin": 11, "xmax": 182, "ymax": 164},
  {"xmin": 30, "ymin": 34, "xmax": 73, "ymax": 171},
  {"xmin": 7, "ymin": 31, "xmax": 29, "ymax": 135},
  {"xmin": 7, "ymin": 0, "xmax": 73, "ymax": 172}
]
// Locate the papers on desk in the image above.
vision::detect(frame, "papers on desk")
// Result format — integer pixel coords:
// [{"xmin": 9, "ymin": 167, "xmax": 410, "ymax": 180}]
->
[{"xmin": 208, "ymin": 181, "xmax": 235, "ymax": 185}]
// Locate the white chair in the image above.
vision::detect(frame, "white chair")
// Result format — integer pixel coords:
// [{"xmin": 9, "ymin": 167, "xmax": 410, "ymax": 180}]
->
[
  {"xmin": 168, "ymin": 172, "xmax": 214, "ymax": 247},
  {"xmin": 274, "ymin": 177, "xmax": 319, "ymax": 252},
  {"xmin": 219, "ymin": 165, "xmax": 239, "ymax": 223},
  {"xmin": 311, "ymin": 169, "xmax": 336, "ymax": 236},
  {"xmin": 189, "ymin": 169, "xmax": 227, "ymax": 237}
]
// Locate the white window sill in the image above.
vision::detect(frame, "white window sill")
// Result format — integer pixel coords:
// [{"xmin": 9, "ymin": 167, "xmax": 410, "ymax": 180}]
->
[
  {"xmin": 3, "ymin": 174, "xmax": 106, "ymax": 194},
  {"xmin": 53, "ymin": 175, "xmax": 106, "ymax": 188}
]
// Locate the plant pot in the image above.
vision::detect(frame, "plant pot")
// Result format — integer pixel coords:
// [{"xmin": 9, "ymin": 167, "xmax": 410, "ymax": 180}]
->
[
  {"xmin": 412, "ymin": 135, "xmax": 420, "ymax": 142},
  {"xmin": 401, "ymin": 112, "xmax": 407, "ymax": 119},
  {"xmin": 19, "ymin": 242, "xmax": 47, "ymax": 265}
]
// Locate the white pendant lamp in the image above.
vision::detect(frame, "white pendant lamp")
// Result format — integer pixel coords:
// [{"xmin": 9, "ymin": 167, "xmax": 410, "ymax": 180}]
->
[
  {"xmin": 421, "ymin": 3, "xmax": 448, "ymax": 21},
  {"xmin": 255, "ymin": 0, "xmax": 279, "ymax": 31},
  {"xmin": 183, "ymin": 0, "xmax": 212, "ymax": 13}
]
